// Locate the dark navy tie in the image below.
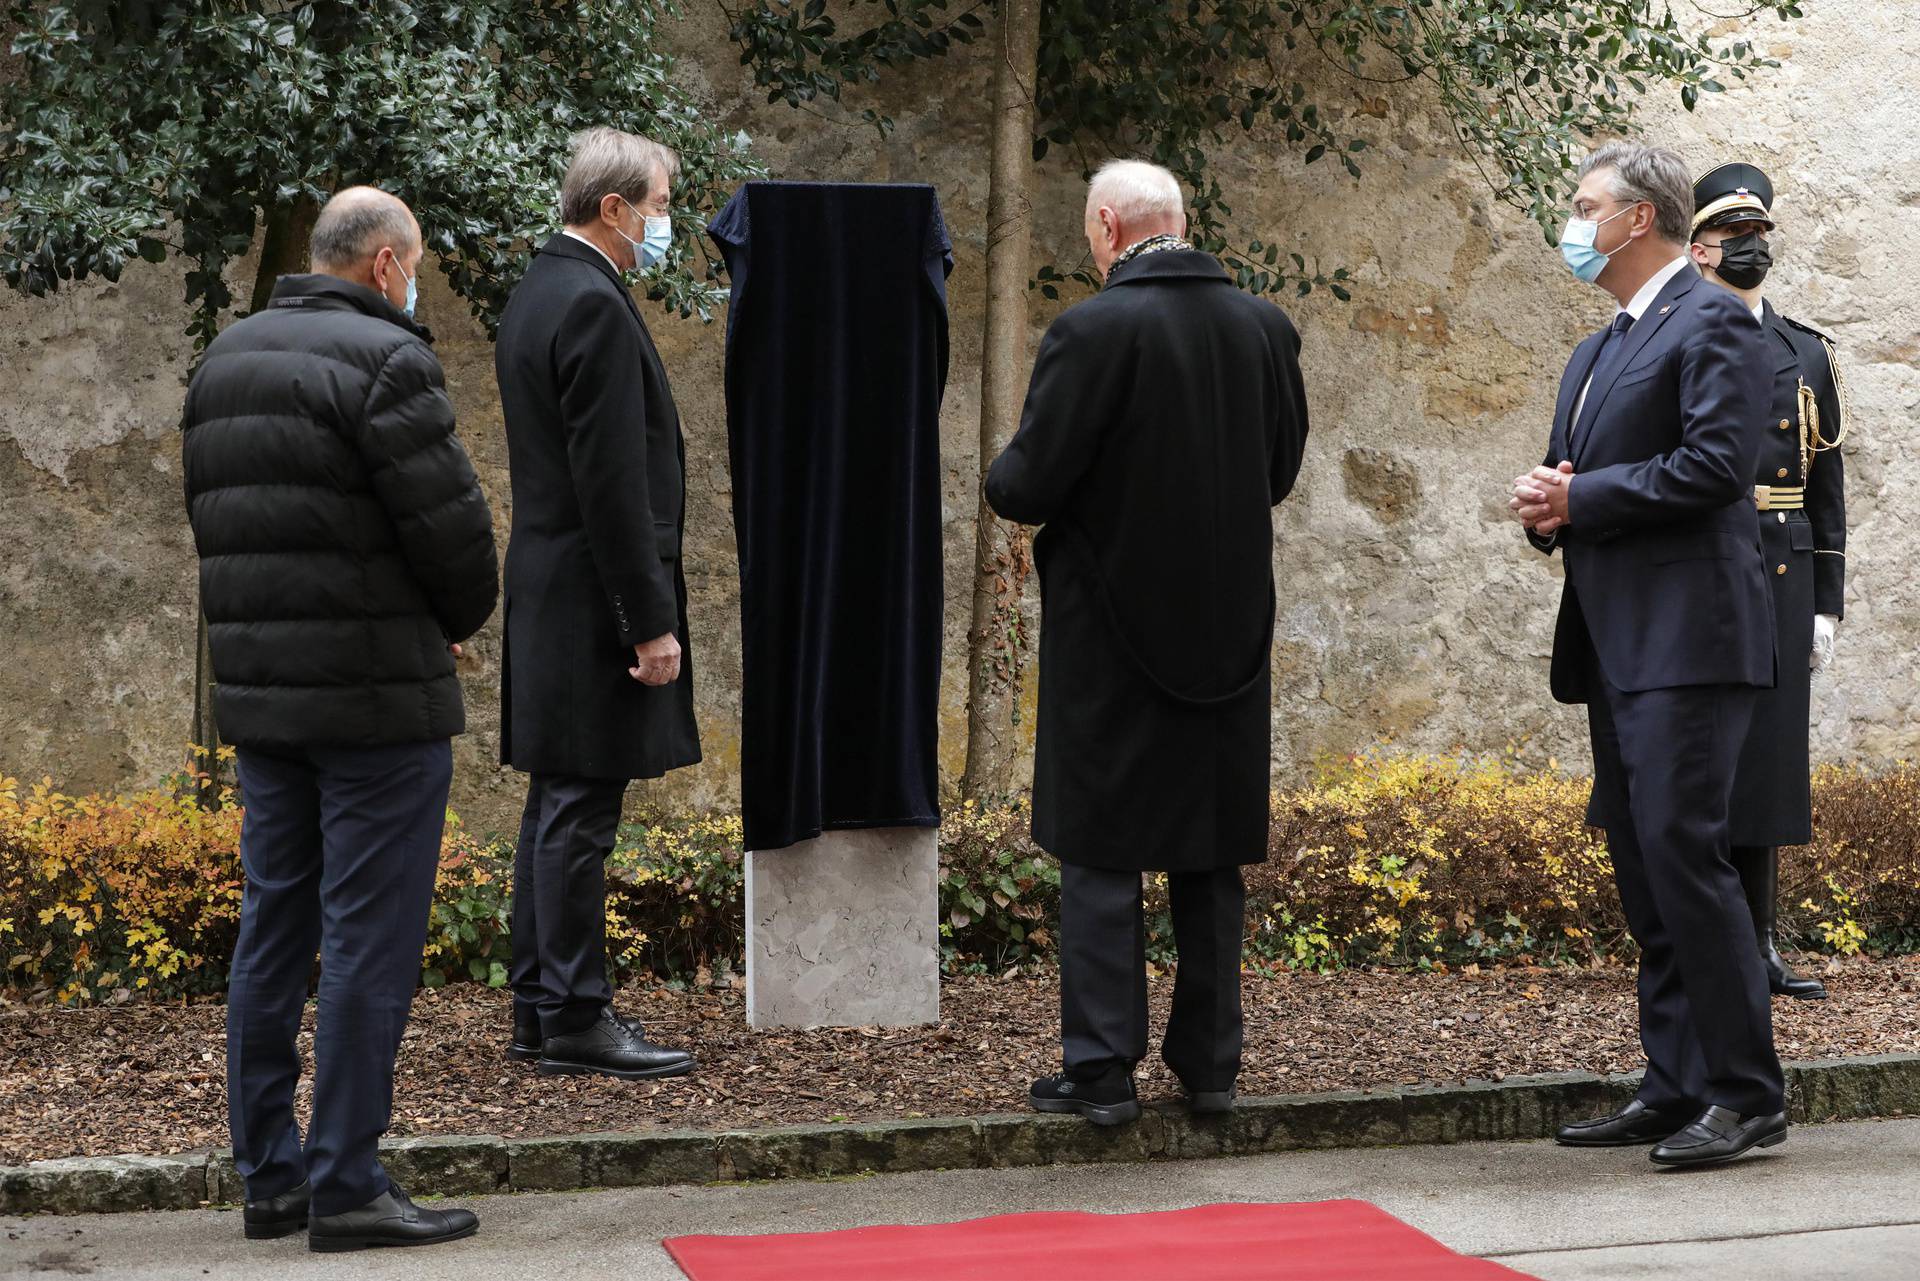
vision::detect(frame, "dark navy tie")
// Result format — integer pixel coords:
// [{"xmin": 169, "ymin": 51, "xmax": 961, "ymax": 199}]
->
[{"xmin": 1571, "ymin": 311, "xmax": 1635, "ymax": 456}]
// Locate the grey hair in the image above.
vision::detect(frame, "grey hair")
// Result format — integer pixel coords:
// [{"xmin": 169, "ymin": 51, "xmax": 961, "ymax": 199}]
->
[
  {"xmin": 1086, "ymin": 159, "xmax": 1184, "ymax": 224},
  {"xmin": 1578, "ymin": 141, "xmax": 1693, "ymax": 243},
  {"xmin": 560, "ymin": 126, "xmax": 680, "ymax": 227},
  {"xmin": 310, "ymin": 188, "xmax": 418, "ymax": 270}
]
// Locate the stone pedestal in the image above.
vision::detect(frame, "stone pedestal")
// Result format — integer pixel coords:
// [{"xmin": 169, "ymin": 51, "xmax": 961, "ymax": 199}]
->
[{"xmin": 744, "ymin": 827, "xmax": 940, "ymax": 1030}]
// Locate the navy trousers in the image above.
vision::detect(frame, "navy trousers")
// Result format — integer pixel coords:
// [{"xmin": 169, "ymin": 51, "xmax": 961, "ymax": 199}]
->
[
  {"xmin": 1584, "ymin": 655, "xmax": 1785, "ymax": 1117},
  {"xmin": 1059, "ymin": 864, "xmax": 1245, "ymax": 1091},
  {"xmin": 226, "ymin": 740, "xmax": 451, "ymax": 1216},
  {"xmin": 508, "ymin": 773, "xmax": 629, "ymax": 1038}
]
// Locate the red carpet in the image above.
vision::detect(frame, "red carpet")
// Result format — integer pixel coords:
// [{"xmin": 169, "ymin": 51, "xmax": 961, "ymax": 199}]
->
[{"xmin": 664, "ymin": 1199, "xmax": 1540, "ymax": 1280}]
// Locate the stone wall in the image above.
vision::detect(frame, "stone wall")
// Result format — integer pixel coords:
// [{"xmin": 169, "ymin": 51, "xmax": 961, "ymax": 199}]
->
[{"xmin": 2, "ymin": 1, "xmax": 1913, "ymax": 835}]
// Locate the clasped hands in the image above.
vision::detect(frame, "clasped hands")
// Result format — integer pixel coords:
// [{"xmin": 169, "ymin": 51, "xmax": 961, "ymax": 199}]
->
[
  {"xmin": 630, "ymin": 632, "xmax": 682, "ymax": 686},
  {"xmin": 1510, "ymin": 461, "xmax": 1575, "ymax": 535}
]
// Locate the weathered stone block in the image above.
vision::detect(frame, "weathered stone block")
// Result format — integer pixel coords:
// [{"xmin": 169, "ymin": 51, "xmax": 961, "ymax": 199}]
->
[
  {"xmin": 504, "ymin": 1135, "xmax": 590, "ymax": 1193},
  {"xmin": 745, "ymin": 828, "xmax": 940, "ymax": 1030},
  {"xmin": 0, "ymin": 1153, "xmax": 207, "ymax": 1215},
  {"xmin": 1403, "ymin": 1072, "xmax": 1619, "ymax": 1145},
  {"xmin": 575, "ymin": 1130, "xmax": 719, "ymax": 1189},
  {"xmin": 379, "ymin": 1135, "xmax": 507, "ymax": 1197},
  {"xmin": 976, "ymin": 1110, "xmax": 1164, "ymax": 1169},
  {"xmin": 717, "ymin": 1117, "xmax": 980, "ymax": 1181},
  {"xmin": 1792, "ymin": 1054, "xmax": 1920, "ymax": 1123},
  {"xmin": 1261, "ymin": 1090, "xmax": 1407, "ymax": 1150},
  {"xmin": 203, "ymin": 1150, "xmax": 240, "ymax": 1205}
]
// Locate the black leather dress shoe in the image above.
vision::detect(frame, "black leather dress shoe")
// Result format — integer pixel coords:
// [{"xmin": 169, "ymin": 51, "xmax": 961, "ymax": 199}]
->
[
  {"xmin": 537, "ymin": 1008, "xmax": 696, "ymax": 1080},
  {"xmin": 243, "ymin": 1180, "xmax": 310, "ymax": 1240},
  {"xmin": 1555, "ymin": 1099, "xmax": 1686, "ymax": 1147},
  {"xmin": 1650, "ymin": 1106, "xmax": 1788, "ymax": 1168},
  {"xmin": 507, "ymin": 1003, "xmax": 541, "ymax": 1063},
  {"xmin": 309, "ymin": 1184, "xmax": 478, "ymax": 1252},
  {"xmin": 1029, "ymin": 1071, "xmax": 1141, "ymax": 1126}
]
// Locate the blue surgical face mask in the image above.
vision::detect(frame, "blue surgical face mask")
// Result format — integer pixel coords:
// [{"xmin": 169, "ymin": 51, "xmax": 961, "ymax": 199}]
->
[
  {"xmin": 614, "ymin": 202, "xmax": 673, "ymax": 271},
  {"xmin": 1559, "ymin": 203, "xmax": 1637, "ymax": 284},
  {"xmin": 396, "ymin": 259, "xmax": 417, "ymax": 318}
]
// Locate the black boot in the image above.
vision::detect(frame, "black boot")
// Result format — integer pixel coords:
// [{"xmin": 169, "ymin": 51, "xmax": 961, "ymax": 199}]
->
[{"xmin": 1733, "ymin": 846, "xmax": 1828, "ymax": 1000}]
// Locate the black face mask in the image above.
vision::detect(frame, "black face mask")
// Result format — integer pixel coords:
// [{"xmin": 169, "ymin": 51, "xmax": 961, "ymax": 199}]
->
[{"xmin": 1712, "ymin": 229, "xmax": 1773, "ymax": 289}]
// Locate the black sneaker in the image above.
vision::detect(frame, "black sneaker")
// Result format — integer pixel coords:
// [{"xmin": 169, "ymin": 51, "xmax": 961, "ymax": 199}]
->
[
  {"xmin": 243, "ymin": 1179, "xmax": 310, "ymax": 1240},
  {"xmin": 308, "ymin": 1183, "xmax": 478, "ymax": 1253},
  {"xmin": 1029, "ymin": 1071, "xmax": 1141, "ymax": 1126},
  {"xmin": 507, "ymin": 1001, "xmax": 541, "ymax": 1063},
  {"xmin": 537, "ymin": 1007, "xmax": 696, "ymax": 1080}
]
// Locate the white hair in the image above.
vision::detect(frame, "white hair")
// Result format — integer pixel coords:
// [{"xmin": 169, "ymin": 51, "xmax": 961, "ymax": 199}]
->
[{"xmin": 1086, "ymin": 160, "xmax": 1184, "ymax": 223}]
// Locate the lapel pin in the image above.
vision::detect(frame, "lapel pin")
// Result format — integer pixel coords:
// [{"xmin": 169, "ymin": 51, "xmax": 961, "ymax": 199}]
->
[{"xmin": 1658, "ymin": 305, "xmax": 1671, "ymax": 315}]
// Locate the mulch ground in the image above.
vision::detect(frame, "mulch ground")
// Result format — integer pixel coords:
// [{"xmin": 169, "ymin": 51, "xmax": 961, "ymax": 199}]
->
[{"xmin": 4, "ymin": 956, "xmax": 1918, "ymax": 1166}]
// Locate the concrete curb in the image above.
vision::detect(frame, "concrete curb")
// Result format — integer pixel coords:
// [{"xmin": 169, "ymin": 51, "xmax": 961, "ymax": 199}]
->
[{"xmin": 6, "ymin": 1053, "xmax": 1916, "ymax": 1216}]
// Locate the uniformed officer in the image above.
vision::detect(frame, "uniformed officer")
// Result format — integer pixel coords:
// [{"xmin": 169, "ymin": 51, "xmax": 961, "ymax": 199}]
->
[{"xmin": 1688, "ymin": 162, "xmax": 1850, "ymax": 1000}]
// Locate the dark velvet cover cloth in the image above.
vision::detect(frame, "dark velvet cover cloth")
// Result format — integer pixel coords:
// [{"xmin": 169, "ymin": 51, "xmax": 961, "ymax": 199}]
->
[{"xmin": 707, "ymin": 181, "xmax": 952, "ymax": 852}]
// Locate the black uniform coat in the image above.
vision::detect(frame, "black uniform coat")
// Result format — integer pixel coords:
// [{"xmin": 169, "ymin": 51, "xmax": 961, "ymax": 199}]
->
[
  {"xmin": 1728, "ymin": 301, "xmax": 1848, "ymax": 846},
  {"xmin": 182, "ymin": 275, "xmax": 497, "ymax": 750},
  {"xmin": 985, "ymin": 250, "xmax": 1309, "ymax": 873},
  {"xmin": 494, "ymin": 235, "xmax": 700, "ymax": 780}
]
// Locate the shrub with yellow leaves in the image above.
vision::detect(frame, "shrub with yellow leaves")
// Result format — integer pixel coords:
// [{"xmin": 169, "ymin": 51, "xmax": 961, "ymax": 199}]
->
[{"xmin": 5, "ymin": 753, "xmax": 1917, "ymax": 1002}]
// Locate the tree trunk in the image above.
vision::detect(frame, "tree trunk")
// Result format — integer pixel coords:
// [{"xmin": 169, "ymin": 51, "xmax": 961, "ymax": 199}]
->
[
  {"xmin": 190, "ymin": 196, "xmax": 317, "ymax": 806},
  {"xmin": 959, "ymin": 0, "xmax": 1043, "ymax": 801}
]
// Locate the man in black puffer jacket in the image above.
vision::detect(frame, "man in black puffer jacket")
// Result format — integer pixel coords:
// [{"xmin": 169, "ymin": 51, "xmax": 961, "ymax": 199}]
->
[{"xmin": 182, "ymin": 187, "xmax": 497, "ymax": 1252}]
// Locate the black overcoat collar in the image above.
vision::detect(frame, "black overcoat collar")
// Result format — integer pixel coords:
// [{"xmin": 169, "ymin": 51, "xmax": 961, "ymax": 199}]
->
[
  {"xmin": 1103, "ymin": 249, "xmax": 1230, "ymax": 290},
  {"xmin": 538, "ymin": 232, "xmax": 632, "ymax": 291}
]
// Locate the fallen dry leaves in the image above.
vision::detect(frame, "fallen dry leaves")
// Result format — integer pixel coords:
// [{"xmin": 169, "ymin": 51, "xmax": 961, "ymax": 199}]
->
[{"xmin": 3, "ymin": 955, "xmax": 1916, "ymax": 1165}]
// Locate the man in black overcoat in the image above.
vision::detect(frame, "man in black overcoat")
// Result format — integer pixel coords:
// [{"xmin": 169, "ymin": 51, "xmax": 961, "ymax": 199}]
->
[
  {"xmin": 986, "ymin": 160, "xmax": 1310, "ymax": 1126},
  {"xmin": 494, "ymin": 127, "xmax": 698, "ymax": 1080},
  {"xmin": 1511, "ymin": 142, "xmax": 1787, "ymax": 1168},
  {"xmin": 1687, "ymin": 162, "xmax": 1850, "ymax": 1001}
]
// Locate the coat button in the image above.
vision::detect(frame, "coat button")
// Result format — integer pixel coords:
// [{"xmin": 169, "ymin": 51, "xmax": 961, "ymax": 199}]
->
[
  {"xmin": 1777, "ymin": 512, "xmax": 1787, "ymax": 524},
  {"xmin": 1777, "ymin": 564, "xmax": 1788, "ymax": 575},
  {"xmin": 1779, "ymin": 419, "xmax": 1791, "ymax": 430},
  {"xmin": 1776, "ymin": 467, "xmax": 1789, "ymax": 479}
]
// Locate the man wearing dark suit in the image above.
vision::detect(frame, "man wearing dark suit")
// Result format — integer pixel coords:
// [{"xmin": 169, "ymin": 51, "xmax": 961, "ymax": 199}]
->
[
  {"xmin": 494, "ymin": 127, "xmax": 698, "ymax": 1080},
  {"xmin": 986, "ymin": 160, "xmax": 1309, "ymax": 1126},
  {"xmin": 1511, "ymin": 141, "xmax": 1787, "ymax": 1168}
]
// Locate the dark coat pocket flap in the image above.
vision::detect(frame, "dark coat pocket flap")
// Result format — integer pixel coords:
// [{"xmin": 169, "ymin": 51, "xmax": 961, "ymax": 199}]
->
[
  {"xmin": 1789, "ymin": 520, "xmax": 1816, "ymax": 552},
  {"xmin": 654, "ymin": 522, "xmax": 681, "ymax": 560}
]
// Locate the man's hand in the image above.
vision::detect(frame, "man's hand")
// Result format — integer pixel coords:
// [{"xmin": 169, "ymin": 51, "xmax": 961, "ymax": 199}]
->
[
  {"xmin": 1510, "ymin": 461, "xmax": 1575, "ymax": 534},
  {"xmin": 630, "ymin": 632, "xmax": 682, "ymax": 686},
  {"xmin": 449, "ymin": 643, "xmax": 464, "ymax": 659},
  {"xmin": 1812, "ymin": 614, "xmax": 1839, "ymax": 673}
]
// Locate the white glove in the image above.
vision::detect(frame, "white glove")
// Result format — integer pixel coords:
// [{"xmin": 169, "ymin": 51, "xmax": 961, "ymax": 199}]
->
[{"xmin": 1811, "ymin": 614, "xmax": 1839, "ymax": 673}]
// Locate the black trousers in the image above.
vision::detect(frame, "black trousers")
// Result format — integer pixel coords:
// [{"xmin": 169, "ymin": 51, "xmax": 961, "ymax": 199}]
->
[
  {"xmin": 1584, "ymin": 655, "xmax": 1785, "ymax": 1117},
  {"xmin": 1058, "ymin": 864, "xmax": 1245, "ymax": 1090},
  {"xmin": 509, "ymin": 773, "xmax": 628, "ymax": 1038},
  {"xmin": 226, "ymin": 740, "xmax": 451, "ymax": 1216}
]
